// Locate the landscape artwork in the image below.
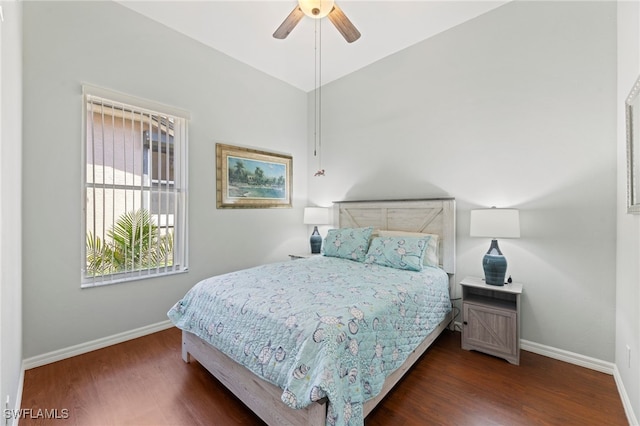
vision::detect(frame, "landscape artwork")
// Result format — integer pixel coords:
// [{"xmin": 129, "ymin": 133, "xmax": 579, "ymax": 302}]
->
[{"xmin": 216, "ymin": 143, "xmax": 292, "ymax": 208}]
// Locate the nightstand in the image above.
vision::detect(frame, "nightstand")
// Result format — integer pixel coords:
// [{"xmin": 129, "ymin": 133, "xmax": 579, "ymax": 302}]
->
[
  {"xmin": 460, "ymin": 276, "xmax": 523, "ymax": 365},
  {"xmin": 288, "ymin": 253, "xmax": 320, "ymax": 260}
]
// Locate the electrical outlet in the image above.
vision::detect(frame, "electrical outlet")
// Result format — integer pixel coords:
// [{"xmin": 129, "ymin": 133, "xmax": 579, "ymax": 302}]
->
[{"xmin": 627, "ymin": 345, "xmax": 632, "ymax": 369}]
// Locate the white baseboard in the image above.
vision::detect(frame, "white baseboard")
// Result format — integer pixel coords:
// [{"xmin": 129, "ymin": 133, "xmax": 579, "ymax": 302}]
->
[
  {"xmin": 520, "ymin": 339, "xmax": 615, "ymax": 374},
  {"xmin": 22, "ymin": 320, "xmax": 174, "ymax": 370},
  {"xmin": 12, "ymin": 367, "xmax": 24, "ymax": 426},
  {"xmin": 613, "ymin": 365, "xmax": 639, "ymax": 426}
]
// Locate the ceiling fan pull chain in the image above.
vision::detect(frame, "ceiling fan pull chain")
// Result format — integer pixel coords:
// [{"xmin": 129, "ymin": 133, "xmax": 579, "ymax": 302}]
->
[
  {"xmin": 314, "ymin": 18, "xmax": 318, "ymax": 158},
  {"xmin": 318, "ymin": 19, "xmax": 323, "ymax": 170},
  {"xmin": 311, "ymin": 10, "xmax": 327, "ymax": 178}
]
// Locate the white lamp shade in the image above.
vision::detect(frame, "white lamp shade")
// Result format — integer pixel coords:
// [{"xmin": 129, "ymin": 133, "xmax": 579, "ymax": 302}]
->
[
  {"xmin": 470, "ymin": 208, "xmax": 520, "ymax": 238},
  {"xmin": 304, "ymin": 207, "xmax": 330, "ymax": 225},
  {"xmin": 298, "ymin": 0, "xmax": 335, "ymax": 18}
]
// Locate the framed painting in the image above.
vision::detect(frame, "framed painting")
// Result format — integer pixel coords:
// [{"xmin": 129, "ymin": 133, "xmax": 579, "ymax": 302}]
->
[
  {"xmin": 627, "ymin": 74, "xmax": 640, "ymax": 214},
  {"xmin": 216, "ymin": 143, "xmax": 292, "ymax": 209}
]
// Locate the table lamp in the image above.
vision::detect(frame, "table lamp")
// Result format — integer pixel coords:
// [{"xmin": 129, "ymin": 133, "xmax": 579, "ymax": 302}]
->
[
  {"xmin": 303, "ymin": 207, "xmax": 330, "ymax": 254},
  {"xmin": 470, "ymin": 207, "xmax": 520, "ymax": 286}
]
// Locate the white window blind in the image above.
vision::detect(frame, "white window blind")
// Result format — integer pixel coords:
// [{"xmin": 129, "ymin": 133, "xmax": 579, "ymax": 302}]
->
[{"xmin": 82, "ymin": 85, "xmax": 189, "ymax": 287}]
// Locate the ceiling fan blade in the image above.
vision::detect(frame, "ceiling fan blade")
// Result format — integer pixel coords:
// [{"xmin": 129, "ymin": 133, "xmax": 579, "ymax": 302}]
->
[
  {"xmin": 273, "ymin": 6, "xmax": 305, "ymax": 39},
  {"xmin": 327, "ymin": 3, "xmax": 361, "ymax": 43}
]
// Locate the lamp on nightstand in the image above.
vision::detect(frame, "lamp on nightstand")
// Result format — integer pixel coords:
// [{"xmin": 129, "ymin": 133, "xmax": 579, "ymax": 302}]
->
[
  {"xmin": 303, "ymin": 207, "xmax": 330, "ymax": 254},
  {"xmin": 470, "ymin": 207, "xmax": 520, "ymax": 286}
]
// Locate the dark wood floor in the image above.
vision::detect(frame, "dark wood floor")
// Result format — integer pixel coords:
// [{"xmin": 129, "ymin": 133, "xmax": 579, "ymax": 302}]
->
[{"xmin": 21, "ymin": 327, "xmax": 628, "ymax": 425}]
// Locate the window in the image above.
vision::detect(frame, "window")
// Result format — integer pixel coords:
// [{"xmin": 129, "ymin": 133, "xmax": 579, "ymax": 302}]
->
[{"xmin": 82, "ymin": 85, "xmax": 189, "ymax": 287}]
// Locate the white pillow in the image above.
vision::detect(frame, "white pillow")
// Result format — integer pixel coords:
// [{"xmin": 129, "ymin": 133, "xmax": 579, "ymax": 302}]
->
[{"xmin": 377, "ymin": 230, "xmax": 440, "ymax": 267}]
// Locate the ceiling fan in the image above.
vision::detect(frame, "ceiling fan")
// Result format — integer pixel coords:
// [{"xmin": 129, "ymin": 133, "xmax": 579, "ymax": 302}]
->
[{"xmin": 273, "ymin": 0, "xmax": 361, "ymax": 43}]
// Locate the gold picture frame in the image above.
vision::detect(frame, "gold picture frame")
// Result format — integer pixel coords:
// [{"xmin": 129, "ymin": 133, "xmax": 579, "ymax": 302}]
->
[{"xmin": 216, "ymin": 143, "xmax": 292, "ymax": 209}]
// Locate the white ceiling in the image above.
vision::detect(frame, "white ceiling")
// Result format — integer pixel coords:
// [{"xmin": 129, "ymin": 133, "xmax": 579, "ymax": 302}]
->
[{"xmin": 118, "ymin": 1, "xmax": 510, "ymax": 92}]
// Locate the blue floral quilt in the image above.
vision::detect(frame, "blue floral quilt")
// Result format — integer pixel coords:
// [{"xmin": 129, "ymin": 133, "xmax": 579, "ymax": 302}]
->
[{"xmin": 168, "ymin": 256, "xmax": 451, "ymax": 426}]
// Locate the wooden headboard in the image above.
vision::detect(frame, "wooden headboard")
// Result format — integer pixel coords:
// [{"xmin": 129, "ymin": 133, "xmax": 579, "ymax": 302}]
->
[{"xmin": 334, "ymin": 198, "xmax": 456, "ymax": 275}]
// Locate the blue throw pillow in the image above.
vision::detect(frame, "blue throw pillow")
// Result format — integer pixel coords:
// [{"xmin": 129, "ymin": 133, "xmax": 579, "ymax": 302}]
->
[
  {"xmin": 323, "ymin": 227, "xmax": 374, "ymax": 262},
  {"xmin": 364, "ymin": 236, "xmax": 431, "ymax": 271}
]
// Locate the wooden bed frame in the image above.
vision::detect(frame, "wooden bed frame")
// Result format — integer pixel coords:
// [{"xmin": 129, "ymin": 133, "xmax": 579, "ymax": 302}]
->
[{"xmin": 182, "ymin": 198, "xmax": 456, "ymax": 426}]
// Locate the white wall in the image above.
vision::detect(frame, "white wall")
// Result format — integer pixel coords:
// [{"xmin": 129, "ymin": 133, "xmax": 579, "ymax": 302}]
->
[
  {"xmin": 0, "ymin": 0, "xmax": 23, "ymax": 418},
  {"xmin": 309, "ymin": 1, "xmax": 618, "ymax": 361},
  {"xmin": 21, "ymin": 1, "xmax": 308, "ymax": 359},
  {"xmin": 19, "ymin": 0, "xmax": 629, "ymax": 404},
  {"xmin": 616, "ymin": 0, "xmax": 640, "ymax": 422}
]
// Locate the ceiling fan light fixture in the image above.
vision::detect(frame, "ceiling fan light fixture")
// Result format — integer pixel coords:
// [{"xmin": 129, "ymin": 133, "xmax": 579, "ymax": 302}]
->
[{"xmin": 298, "ymin": 0, "xmax": 335, "ymax": 19}]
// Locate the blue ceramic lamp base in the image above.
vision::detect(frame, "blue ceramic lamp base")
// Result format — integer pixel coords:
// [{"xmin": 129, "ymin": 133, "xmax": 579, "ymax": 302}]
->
[
  {"xmin": 483, "ymin": 239, "xmax": 507, "ymax": 286},
  {"xmin": 309, "ymin": 226, "xmax": 322, "ymax": 254}
]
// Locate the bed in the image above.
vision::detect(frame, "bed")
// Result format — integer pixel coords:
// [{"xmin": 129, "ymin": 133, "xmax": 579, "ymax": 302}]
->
[{"xmin": 168, "ymin": 198, "xmax": 456, "ymax": 426}]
